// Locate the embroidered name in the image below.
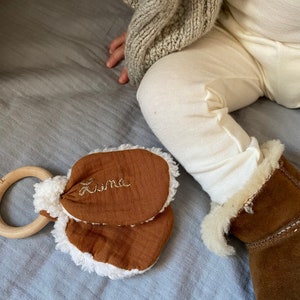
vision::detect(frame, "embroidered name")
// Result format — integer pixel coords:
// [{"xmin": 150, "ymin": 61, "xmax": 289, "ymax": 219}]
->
[{"xmin": 78, "ymin": 177, "xmax": 131, "ymax": 196}]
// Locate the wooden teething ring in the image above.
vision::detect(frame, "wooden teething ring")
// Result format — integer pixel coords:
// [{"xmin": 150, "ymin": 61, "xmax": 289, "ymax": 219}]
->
[{"xmin": 0, "ymin": 166, "xmax": 52, "ymax": 239}]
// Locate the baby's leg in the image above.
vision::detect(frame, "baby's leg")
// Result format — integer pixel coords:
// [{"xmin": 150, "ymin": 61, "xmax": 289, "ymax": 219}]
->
[{"xmin": 137, "ymin": 26, "xmax": 265, "ymax": 204}]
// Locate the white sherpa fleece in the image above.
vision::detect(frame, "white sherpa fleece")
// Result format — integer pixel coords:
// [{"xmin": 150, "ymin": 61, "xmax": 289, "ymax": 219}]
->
[
  {"xmin": 201, "ymin": 140, "xmax": 284, "ymax": 256},
  {"xmin": 33, "ymin": 176, "xmax": 68, "ymax": 218},
  {"xmin": 32, "ymin": 144, "xmax": 179, "ymax": 279}
]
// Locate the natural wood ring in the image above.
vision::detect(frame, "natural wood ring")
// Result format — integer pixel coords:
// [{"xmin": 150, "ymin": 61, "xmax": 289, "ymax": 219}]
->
[{"xmin": 0, "ymin": 166, "xmax": 52, "ymax": 239}]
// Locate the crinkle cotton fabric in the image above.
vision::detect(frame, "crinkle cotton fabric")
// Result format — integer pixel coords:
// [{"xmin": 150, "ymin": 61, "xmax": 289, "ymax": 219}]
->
[{"xmin": 1, "ymin": 0, "xmax": 299, "ymax": 299}]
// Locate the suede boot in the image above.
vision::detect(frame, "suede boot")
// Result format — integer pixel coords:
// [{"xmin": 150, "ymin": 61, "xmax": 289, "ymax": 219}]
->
[
  {"xmin": 201, "ymin": 140, "xmax": 300, "ymax": 300},
  {"xmin": 231, "ymin": 156, "xmax": 300, "ymax": 299}
]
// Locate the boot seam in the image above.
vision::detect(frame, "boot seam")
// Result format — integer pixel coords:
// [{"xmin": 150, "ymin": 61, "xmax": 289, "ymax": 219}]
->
[
  {"xmin": 246, "ymin": 218, "xmax": 300, "ymax": 251},
  {"xmin": 242, "ymin": 158, "xmax": 288, "ymax": 215},
  {"xmin": 279, "ymin": 161, "xmax": 300, "ymax": 190},
  {"xmin": 200, "ymin": 140, "xmax": 285, "ymax": 256}
]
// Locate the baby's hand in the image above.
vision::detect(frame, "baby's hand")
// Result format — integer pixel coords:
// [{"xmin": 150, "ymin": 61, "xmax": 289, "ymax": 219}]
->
[{"xmin": 106, "ymin": 32, "xmax": 129, "ymax": 84}]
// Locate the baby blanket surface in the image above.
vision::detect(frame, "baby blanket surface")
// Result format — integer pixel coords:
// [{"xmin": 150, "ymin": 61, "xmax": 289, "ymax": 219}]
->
[{"xmin": 1, "ymin": 0, "xmax": 299, "ymax": 299}]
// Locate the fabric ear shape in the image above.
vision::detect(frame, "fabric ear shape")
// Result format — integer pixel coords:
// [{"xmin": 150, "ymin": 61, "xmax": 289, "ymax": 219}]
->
[
  {"xmin": 61, "ymin": 148, "xmax": 174, "ymax": 225},
  {"xmin": 54, "ymin": 206, "xmax": 174, "ymax": 279},
  {"xmin": 34, "ymin": 145, "xmax": 179, "ymax": 279}
]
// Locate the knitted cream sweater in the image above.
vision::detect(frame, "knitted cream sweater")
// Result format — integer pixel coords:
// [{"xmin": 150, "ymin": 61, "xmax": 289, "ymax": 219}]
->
[{"xmin": 123, "ymin": 0, "xmax": 223, "ymax": 85}]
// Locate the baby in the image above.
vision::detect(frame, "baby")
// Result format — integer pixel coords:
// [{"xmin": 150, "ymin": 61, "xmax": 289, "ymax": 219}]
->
[{"xmin": 107, "ymin": 1, "xmax": 300, "ymax": 299}]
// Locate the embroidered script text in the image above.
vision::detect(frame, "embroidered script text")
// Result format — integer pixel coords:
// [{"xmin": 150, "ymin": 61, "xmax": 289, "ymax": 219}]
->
[{"xmin": 79, "ymin": 178, "xmax": 131, "ymax": 196}]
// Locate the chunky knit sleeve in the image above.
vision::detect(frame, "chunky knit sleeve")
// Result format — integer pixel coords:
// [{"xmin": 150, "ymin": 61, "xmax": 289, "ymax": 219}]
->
[
  {"xmin": 122, "ymin": 0, "xmax": 139, "ymax": 9},
  {"xmin": 124, "ymin": 0, "xmax": 223, "ymax": 85}
]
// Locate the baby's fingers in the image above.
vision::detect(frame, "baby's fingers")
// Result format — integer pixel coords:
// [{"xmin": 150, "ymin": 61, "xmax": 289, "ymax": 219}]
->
[
  {"xmin": 109, "ymin": 32, "xmax": 126, "ymax": 54},
  {"xmin": 106, "ymin": 44, "xmax": 125, "ymax": 68},
  {"xmin": 118, "ymin": 67, "xmax": 129, "ymax": 84}
]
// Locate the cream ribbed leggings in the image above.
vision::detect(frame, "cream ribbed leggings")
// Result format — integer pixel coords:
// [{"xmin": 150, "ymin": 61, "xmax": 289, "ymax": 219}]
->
[{"xmin": 137, "ymin": 8, "xmax": 300, "ymax": 204}]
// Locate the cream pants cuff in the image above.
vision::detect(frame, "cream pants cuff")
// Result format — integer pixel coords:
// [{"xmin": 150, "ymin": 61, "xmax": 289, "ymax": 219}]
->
[{"xmin": 137, "ymin": 26, "xmax": 264, "ymax": 205}]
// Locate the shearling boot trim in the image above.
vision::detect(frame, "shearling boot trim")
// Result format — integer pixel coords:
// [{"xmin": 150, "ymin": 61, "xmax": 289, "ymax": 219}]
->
[{"xmin": 201, "ymin": 140, "xmax": 285, "ymax": 256}]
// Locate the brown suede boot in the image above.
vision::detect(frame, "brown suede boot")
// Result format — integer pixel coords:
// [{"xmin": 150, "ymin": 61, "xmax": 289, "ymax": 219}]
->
[
  {"xmin": 231, "ymin": 156, "xmax": 300, "ymax": 300},
  {"xmin": 201, "ymin": 140, "xmax": 300, "ymax": 300}
]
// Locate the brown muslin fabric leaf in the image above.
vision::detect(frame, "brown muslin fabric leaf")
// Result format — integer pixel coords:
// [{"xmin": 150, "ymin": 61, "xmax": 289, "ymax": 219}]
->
[
  {"xmin": 33, "ymin": 146, "xmax": 179, "ymax": 278},
  {"xmin": 65, "ymin": 206, "xmax": 174, "ymax": 271},
  {"xmin": 60, "ymin": 149, "xmax": 170, "ymax": 225}
]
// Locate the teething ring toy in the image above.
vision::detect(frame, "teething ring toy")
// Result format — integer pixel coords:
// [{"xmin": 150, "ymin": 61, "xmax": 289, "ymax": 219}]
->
[
  {"xmin": 0, "ymin": 166, "xmax": 52, "ymax": 239},
  {"xmin": 0, "ymin": 145, "xmax": 179, "ymax": 279}
]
